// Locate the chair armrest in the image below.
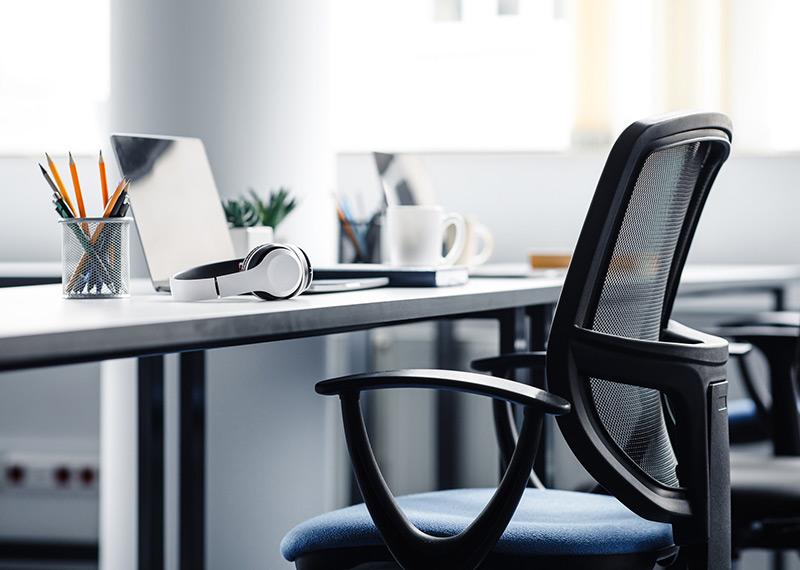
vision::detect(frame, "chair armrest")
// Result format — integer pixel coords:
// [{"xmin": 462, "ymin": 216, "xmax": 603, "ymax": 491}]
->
[
  {"xmin": 316, "ymin": 368, "xmax": 570, "ymax": 416},
  {"xmin": 318, "ymin": 368, "xmax": 569, "ymax": 568},
  {"xmin": 470, "ymin": 351, "xmax": 547, "ymax": 374}
]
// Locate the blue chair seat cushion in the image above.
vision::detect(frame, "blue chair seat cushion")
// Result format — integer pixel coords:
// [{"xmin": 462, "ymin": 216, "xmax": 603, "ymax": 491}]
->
[
  {"xmin": 281, "ymin": 488, "xmax": 674, "ymax": 562},
  {"xmin": 728, "ymin": 398, "xmax": 759, "ymax": 429}
]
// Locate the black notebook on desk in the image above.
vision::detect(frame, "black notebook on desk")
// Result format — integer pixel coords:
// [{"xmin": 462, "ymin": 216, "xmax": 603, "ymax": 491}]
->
[{"xmin": 313, "ymin": 264, "xmax": 469, "ymax": 287}]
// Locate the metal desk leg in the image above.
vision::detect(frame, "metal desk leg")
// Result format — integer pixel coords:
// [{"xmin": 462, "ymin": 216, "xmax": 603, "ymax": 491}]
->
[
  {"xmin": 179, "ymin": 351, "xmax": 206, "ymax": 570},
  {"xmin": 436, "ymin": 321, "xmax": 461, "ymax": 490},
  {"xmin": 495, "ymin": 308, "xmax": 528, "ymax": 478},
  {"xmin": 138, "ymin": 356, "xmax": 165, "ymax": 570},
  {"xmin": 772, "ymin": 286, "xmax": 787, "ymax": 311},
  {"xmin": 498, "ymin": 307, "xmax": 527, "ymax": 355},
  {"xmin": 527, "ymin": 304, "xmax": 555, "ymax": 486}
]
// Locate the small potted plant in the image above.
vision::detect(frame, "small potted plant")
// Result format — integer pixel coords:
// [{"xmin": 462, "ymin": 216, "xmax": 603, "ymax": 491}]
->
[{"xmin": 222, "ymin": 187, "xmax": 298, "ymax": 257}]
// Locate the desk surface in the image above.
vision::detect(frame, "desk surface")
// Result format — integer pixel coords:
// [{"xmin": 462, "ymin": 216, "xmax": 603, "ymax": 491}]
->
[
  {"xmin": 0, "ymin": 276, "xmax": 564, "ymax": 370},
  {"xmin": 679, "ymin": 264, "xmax": 800, "ymax": 295},
  {"xmin": 0, "ymin": 264, "xmax": 797, "ymax": 371}
]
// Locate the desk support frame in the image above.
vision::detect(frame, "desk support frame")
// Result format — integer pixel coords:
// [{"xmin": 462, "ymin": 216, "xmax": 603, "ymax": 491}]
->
[
  {"xmin": 179, "ymin": 351, "xmax": 206, "ymax": 570},
  {"xmin": 138, "ymin": 356, "xmax": 165, "ymax": 570}
]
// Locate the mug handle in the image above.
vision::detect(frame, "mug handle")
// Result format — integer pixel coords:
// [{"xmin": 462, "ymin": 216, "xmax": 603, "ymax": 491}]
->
[
  {"xmin": 470, "ymin": 223, "xmax": 495, "ymax": 266},
  {"xmin": 441, "ymin": 213, "xmax": 467, "ymax": 266}
]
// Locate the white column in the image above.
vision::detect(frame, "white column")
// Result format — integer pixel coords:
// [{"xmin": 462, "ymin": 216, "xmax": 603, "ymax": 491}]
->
[
  {"xmin": 106, "ymin": 2, "xmax": 336, "ymax": 569},
  {"xmin": 109, "ymin": 0, "xmax": 336, "ymax": 261},
  {"xmin": 99, "ymin": 360, "xmax": 138, "ymax": 570}
]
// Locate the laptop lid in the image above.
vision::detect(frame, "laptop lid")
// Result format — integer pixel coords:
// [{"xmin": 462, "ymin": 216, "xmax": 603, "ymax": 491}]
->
[{"xmin": 110, "ymin": 134, "xmax": 234, "ymax": 291}]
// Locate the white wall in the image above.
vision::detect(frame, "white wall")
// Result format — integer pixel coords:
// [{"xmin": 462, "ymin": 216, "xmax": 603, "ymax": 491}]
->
[{"xmin": 338, "ymin": 151, "xmax": 800, "ymax": 267}]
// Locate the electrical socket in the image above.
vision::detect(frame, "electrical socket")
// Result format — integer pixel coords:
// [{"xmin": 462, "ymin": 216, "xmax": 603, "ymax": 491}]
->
[{"xmin": 1, "ymin": 451, "xmax": 99, "ymax": 495}]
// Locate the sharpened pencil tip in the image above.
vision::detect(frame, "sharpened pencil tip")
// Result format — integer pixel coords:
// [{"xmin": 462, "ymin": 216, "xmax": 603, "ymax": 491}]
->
[
  {"xmin": 68, "ymin": 151, "xmax": 74, "ymax": 163},
  {"xmin": 99, "ymin": 150, "xmax": 103, "ymax": 160},
  {"xmin": 45, "ymin": 152, "xmax": 52, "ymax": 162}
]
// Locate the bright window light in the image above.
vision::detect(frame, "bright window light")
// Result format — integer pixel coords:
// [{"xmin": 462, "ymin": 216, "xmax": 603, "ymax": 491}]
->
[
  {"xmin": 331, "ymin": 0, "xmax": 574, "ymax": 152},
  {"xmin": 0, "ymin": 0, "xmax": 110, "ymax": 155}
]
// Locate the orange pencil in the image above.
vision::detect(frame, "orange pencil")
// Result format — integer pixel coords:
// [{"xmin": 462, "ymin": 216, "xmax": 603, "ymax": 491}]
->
[
  {"xmin": 102, "ymin": 178, "xmax": 128, "ymax": 218},
  {"xmin": 45, "ymin": 153, "xmax": 77, "ymax": 215},
  {"xmin": 99, "ymin": 150, "xmax": 109, "ymax": 206},
  {"xmin": 68, "ymin": 152, "xmax": 86, "ymax": 218}
]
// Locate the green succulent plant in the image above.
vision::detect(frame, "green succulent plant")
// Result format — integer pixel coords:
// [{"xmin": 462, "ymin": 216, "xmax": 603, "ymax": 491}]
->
[
  {"xmin": 222, "ymin": 198, "xmax": 259, "ymax": 227},
  {"xmin": 222, "ymin": 187, "xmax": 298, "ymax": 229}
]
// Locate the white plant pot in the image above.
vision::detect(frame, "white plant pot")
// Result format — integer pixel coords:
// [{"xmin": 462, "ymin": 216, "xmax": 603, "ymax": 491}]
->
[{"xmin": 230, "ymin": 226, "xmax": 275, "ymax": 258}]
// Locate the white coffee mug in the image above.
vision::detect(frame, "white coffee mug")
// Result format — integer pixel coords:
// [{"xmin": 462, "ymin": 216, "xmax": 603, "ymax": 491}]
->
[
  {"xmin": 385, "ymin": 205, "xmax": 466, "ymax": 267},
  {"xmin": 452, "ymin": 216, "xmax": 494, "ymax": 267}
]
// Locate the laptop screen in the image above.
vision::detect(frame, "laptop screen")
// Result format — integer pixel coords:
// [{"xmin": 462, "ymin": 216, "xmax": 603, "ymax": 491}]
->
[{"xmin": 110, "ymin": 134, "xmax": 234, "ymax": 290}]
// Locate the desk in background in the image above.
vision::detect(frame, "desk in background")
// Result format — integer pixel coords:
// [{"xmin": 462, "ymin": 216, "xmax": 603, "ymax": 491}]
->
[{"xmin": 0, "ymin": 262, "xmax": 60, "ymax": 287}]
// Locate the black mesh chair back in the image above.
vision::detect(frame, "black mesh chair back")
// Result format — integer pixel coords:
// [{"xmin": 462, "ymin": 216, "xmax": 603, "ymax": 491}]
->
[
  {"xmin": 588, "ymin": 140, "xmax": 716, "ymax": 488},
  {"xmin": 547, "ymin": 113, "xmax": 733, "ymax": 566}
]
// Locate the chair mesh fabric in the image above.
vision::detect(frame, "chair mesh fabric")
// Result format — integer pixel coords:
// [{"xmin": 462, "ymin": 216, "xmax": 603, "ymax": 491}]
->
[{"xmin": 588, "ymin": 141, "xmax": 712, "ymax": 488}]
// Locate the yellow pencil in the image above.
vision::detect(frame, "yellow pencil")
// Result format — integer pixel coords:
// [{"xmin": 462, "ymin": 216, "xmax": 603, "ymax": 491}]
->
[
  {"xmin": 46, "ymin": 153, "xmax": 77, "ymax": 215},
  {"xmin": 68, "ymin": 152, "xmax": 86, "ymax": 218},
  {"xmin": 99, "ymin": 150, "xmax": 109, "ymax": 206}
]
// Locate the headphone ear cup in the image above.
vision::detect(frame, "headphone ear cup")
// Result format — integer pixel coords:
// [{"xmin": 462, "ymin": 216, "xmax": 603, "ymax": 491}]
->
[
  {"xmin": 241, "ymin": 244, "xmax": 283, "ymax": 300},
  {"xmin": 241, "ymin": 243, "xmax": 277, "ymax": 272},
  {"xmin": 240, "ymin": 243, "xmax": 311, "ymax": 300},
  {"xmin": 283, "ymin": 244, "xmax": 313, "ymax": 294}
]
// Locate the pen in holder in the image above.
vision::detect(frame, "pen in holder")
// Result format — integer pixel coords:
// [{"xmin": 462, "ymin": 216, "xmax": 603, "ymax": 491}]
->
[
  {"xmin": 338, "ymin": 212, "xmax": 383, "ymax": 263},
  {"xmin": 60, "ymin": 217, "xmax": 131, "ymax": 298}
]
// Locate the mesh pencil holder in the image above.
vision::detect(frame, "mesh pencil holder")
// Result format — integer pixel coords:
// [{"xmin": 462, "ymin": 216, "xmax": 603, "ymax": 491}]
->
[{"xmin": 60, "ymin": 217, "xmax": 131, "ymax": 299}]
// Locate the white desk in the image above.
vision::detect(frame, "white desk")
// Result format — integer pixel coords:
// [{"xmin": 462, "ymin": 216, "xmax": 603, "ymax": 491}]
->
[
  {"xmin": 0, "ymin": 277, "xmax": 565, "ymax": 371},
  {"xmin": 0, "ymin": 265, "xmax": 798, "ymax": 570},
  {"xmin": 0, "ymin": 275, "xmax": 564, "ymax": 570}
]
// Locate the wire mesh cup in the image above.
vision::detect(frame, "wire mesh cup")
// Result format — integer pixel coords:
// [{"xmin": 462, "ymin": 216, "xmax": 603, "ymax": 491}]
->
[{"xmin": 60, "ymin": 217, "xmax": 131, "ymax": 298}]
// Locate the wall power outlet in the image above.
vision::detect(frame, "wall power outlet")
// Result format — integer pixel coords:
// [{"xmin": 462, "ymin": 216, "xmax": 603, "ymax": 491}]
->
[{"xmin": 0, "ymin": 451, "xmax": 99, "ymax": 495}]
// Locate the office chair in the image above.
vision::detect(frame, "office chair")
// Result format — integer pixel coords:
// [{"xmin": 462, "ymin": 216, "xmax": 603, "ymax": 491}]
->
[
  {"xmin": 721, "ymin": 313, "xmax": 800, "ymax": 451},
  {"xmin": 713, "ymin": 315, "xmax": 800, "ymax": 557},
  {"xmin": 281, "ymin": 113, "xmax": 733, "ymax": 569},
  {"xmin": 480, "ymin": 187, "xmax": 800, "ymax": 557}
]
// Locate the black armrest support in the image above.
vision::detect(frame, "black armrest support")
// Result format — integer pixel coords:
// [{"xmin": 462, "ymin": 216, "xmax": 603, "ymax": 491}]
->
[
  {"xmin": 316, "ymin": 369, "xmax": 570, "ymax": 568},
  {"xmin": 317, "ymin": 368, "xmax": 570, "ymax": 415},
  {"xmin": 471, "ymin": 351, "xmax": 547, "ymax": 374}
]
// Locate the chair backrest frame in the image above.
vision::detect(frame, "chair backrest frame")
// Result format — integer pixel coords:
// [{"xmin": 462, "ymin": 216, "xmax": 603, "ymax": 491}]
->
[{"xmin": 547, "ymin": 113, "xmax": 733, "ymax": 566}]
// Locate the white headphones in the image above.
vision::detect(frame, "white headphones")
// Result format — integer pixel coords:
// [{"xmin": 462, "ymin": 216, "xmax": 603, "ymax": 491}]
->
[{"xmin": 170, "ymin": 243, "xmax": 312, "ymax": 301}]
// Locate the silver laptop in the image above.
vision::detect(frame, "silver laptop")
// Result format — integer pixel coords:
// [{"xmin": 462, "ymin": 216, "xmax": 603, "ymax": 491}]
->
[{"xmin": 110, "ymin": 134, "xmax": 234, "ymax": 291}]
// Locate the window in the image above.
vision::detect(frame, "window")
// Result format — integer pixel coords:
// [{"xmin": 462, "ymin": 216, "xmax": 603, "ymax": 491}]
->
[
  {"xmin": 332, "ymin": 0, "xmax": 800, "ymax": 153},
  {"xmin": 0, "ymin": 0, "xmax": 110, "ymax": 154},
  {"xmin": 331, "ymin": 0, "xmax": 574, "ymax": 152}
]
